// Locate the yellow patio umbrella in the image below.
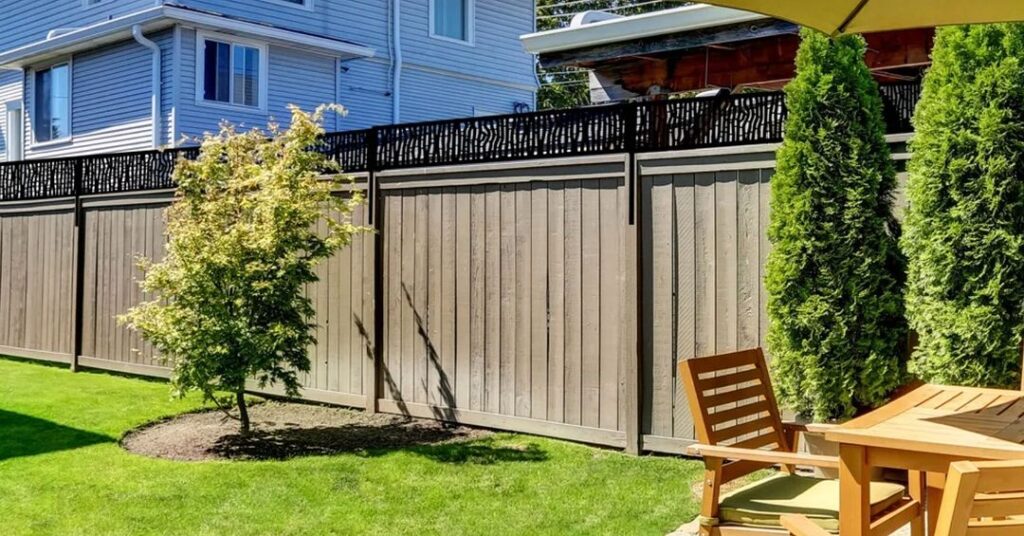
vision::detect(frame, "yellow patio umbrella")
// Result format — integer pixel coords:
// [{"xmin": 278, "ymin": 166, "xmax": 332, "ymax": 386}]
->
[{"xmin": 696, "ymin": 1, "xmax": 1024, "ymax": 36}]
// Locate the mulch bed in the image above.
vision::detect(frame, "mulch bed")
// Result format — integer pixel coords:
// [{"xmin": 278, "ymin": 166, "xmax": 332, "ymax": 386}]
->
[{"xmin": 121, "ymin": 401, "xmax": 491, "ymax": 461}]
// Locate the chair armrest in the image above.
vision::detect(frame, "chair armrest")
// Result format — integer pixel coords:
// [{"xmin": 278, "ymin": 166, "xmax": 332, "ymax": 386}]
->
[
  {"xmin": 780, "ymin": 514, "xmax": 831, "ymax": 536},
  {"xmin": 686, "ymin": 444, "xmax": 839, "ymax": 469}
]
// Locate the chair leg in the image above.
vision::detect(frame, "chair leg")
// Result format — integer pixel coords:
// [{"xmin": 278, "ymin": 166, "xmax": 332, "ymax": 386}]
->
[
  {"xmin": 699, "ymin": 460, "xmax": 723, "ymax": 536},
  {"xmin": 926, "ymin": 472, "xmax": 946, "ymax": 536},
  {"xmin": 909, "ymin": 471, "xmax": 926, "ymax": 536}
]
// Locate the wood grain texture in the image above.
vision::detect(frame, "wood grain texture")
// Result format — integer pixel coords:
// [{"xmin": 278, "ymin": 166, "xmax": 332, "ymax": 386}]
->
[
  {"xmin": 375, "ymin": 172, "xmax": 627, "ymax": 435},
  {"xmin": 0, "ymin": 209, "xmax": 74, "ymax": 358},
  {"xmin": 638, "ymin": 159, "xmax": 776, "ymax": 444}
]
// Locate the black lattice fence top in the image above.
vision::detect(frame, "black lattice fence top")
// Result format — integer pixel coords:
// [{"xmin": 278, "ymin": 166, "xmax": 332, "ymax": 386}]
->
[{"xmin": 0, "ymin": 82, "xmax": 921, "ymax": 202}]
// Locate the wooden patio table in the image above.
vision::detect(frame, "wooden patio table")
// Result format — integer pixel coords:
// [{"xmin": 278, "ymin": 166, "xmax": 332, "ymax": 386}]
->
[{"xmin": 825, "ymin": 383, "xmax": 1024, "ymax": 536}]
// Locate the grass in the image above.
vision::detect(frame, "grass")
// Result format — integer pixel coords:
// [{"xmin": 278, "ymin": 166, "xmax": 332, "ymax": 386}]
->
[{"xmin": 0, "ymin": 357, "xmax": 703, "ymax": 535}]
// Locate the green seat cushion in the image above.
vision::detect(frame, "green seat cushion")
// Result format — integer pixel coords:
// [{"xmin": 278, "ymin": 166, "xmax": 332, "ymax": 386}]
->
[{"xmin": 718, "ymin": 474, "xmax": 905, "ymax": 532}]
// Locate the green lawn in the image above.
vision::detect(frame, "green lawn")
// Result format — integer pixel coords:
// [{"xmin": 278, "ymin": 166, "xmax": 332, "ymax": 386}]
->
[{"xmin": 0, "ymin": 357, "xmax": 702, "ymax": 535}]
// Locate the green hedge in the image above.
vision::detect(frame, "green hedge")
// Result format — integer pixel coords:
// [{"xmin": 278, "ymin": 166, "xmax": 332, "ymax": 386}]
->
[
  {"xmin": 766, "ymin": 29, "xmax": 906, "ymax": 421},
  {"xmin": 903, "ymin": 25, "xmax": 1024, "ymax": 388}
]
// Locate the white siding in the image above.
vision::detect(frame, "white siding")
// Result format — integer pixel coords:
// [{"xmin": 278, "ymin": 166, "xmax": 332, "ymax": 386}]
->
[
  {"xmin": 176, "ymin": 29, "xmax": 340, "ymax": 140},
  {"xmin": 24, "ymin": 36, "xmax": 158, "ymax": 159},
  {"xmin": 0, "ymin": 0, "xmax": 154, "ymax": 51},
  {"xmin": 337, "ymin": 60, "xmax": 392, "ymax": 130},
  {"xmin": 0, "ymin": 0, "xmax": 538, "ymax": 156},
  {"xmin": 400, "ymin": 67, "xmax": 534, "ymax": 123},
  {"xmin": 176, "ymin": 0, "xmax": 537, "ymax": 124}
]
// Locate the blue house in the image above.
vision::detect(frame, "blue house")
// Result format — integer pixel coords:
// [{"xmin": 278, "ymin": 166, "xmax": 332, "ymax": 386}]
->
[{"xmin": 0, "ymin": 0, "xmax": 537, "ymax": 162}]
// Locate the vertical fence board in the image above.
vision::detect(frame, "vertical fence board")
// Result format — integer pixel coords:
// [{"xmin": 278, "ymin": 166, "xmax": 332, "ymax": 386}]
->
[
  {"xmin": 563, "ymin": 181, "xmax": 583, "ymax": 427},
  {"xmin": 715, "ymin": 171, "xmax": 738, "ymax": 354},
  {"xmin": 499, "ymin": 184, "xmax": 516, "ymax": 416},
  {"xmin": 737, "ymin": 170, "xmax": 761, "ymax": 351},
  {"xmin": 674, "ymin": 173, "xmax": 697, "ymax": 440},
  {"xmin": 530, "ymin": 183, "xmax": 548, "ymax": 421},
  {"xmin": 484, "ymin": 188, "xmax": 501, "ymax": 414},
  {"xmin": 580, "ymin": 182, "xmax": 601, "ymax": 429},
  {"xmin": 514, "ymin": 184, "xmax": 532, "ymax": 418},
  {"xmin": 546, "ymin": 183, "xmax": 566, "ymax": 423},
  {"xmin": 599, "ymin": 178, "xmax": 621, "ymax": 431},
  {"xmin": 426, "ymin": 192, "xmax": 442, "ymax": 406},
  {"xmin": 648, "ymin": 174, "xmax": 674, "ymax": 437},
  {"xmin": 469, "ymin": 189, "xmax": 486, "ymax": 411},
  {"xmin": 446, "ymin": 190, "xmax": 461, "ymax": 411}
]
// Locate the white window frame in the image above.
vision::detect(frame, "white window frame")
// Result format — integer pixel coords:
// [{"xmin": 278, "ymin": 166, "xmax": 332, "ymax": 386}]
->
[
  {"xmin": 194, "ymin": 31, "xmax": 270, "ymax": 113},
  {"xmin": 264, "ymin": 0, "xmax": 314, "ymax": 10},
  {"xmin": 429, "ymin": 0, "xmax": 475, "ymax": 46},
  {"xmin": 5, "ymin": 101, "xmax": 24, "ymax": 161},
  {"xmin": 30, "ymin": 58, "xmax": 73, "ymax": 148}
]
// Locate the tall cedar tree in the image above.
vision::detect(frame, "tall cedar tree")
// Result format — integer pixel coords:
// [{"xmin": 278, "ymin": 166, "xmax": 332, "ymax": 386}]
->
[
  {"xmin": 766, "ymin": 29, "xmax": 906, "ymax": 421},
  {"xmin": 121, "ymin": 106, "xmax": 366, "ymax": 433},
  {"xmin": 903, "ymin": 25, "xmax": 1024, "ymax": 388}
]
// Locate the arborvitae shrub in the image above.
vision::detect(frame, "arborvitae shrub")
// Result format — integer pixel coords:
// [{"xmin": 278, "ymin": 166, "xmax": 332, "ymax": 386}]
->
[
  {"xmin": 766, "ymin": 29, "xmax": 906, "ymax": 422},
  {"xmin": 903, "ymin": 24, "xmax": 1024, "ymax": 388}
]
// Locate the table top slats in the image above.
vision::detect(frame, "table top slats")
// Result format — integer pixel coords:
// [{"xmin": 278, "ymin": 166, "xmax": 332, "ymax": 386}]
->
[
  {"xmin": 827, "ymin": 385, "xmax": 1024, "ymax": 461},
  {"xmin": 976, "ymin": 394, "xmax": 1021, "ymax": 416},
  {"xmin": 918, "ymin": 388, "xmax": 962, "ymax": 410},
  {"xmin": 961, "ymin": 393, "xmax": 1004, "ymax": 413}
]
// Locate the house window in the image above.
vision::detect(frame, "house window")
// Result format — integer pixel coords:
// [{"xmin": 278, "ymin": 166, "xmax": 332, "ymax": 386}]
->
[
  {"xmin": 199, "ymin": 35, "xmax": 266, "ymax": 109},
  {"xmin": 34, "ymin": 63, "xmax": 71, "ymax": 143},
  {"xmin": 431, "ymin": 0, "xmax": 473, "ymax": 43}
]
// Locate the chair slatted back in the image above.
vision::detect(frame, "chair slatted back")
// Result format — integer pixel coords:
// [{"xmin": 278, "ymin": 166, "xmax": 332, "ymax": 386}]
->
[
  {"xmin": 935, "ymin": 460, "xmax": 1024, "ymax": 536},
  {"xmin": 679, "ymin": 348, "xmax": 790, "ymax": 454}
]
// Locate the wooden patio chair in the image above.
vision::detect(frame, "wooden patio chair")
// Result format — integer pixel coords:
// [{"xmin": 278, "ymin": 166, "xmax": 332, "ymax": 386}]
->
[
  {"xmin": 680, "ymin": 348, "xmax": 919, "ymax": 535},
  {"xmin": 781, "ymin": 459, "xmax": 1024, "ymax": 536}
]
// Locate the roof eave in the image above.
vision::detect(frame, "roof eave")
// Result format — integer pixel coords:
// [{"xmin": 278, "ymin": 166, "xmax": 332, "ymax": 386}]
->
[
  {"xmin": 520, "ymin": 4, "xmax": 767, "ymax": 55},
  {"xmin": 0, "ymin": 5, "xmax": 375, "ymax": 70}
]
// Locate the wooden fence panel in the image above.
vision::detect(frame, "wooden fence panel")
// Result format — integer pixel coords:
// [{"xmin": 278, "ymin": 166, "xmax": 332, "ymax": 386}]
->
[
  {"xmin": 638, "ymin": 147, "xmax": 777, "ymax": 454},
  {"xmin": 75, "ymin": 191, "xmax": 374, "ymax": 408},
  {"xmin": 298, "ymin": 203, "xmax": 374, "ymax": 407},
  {"xmin": 376, "ymin": 157, "xmax": 630, "ymax": 446},
  {"xmin": 0, "ymin": 204, "xmax": 75, "ymax": 362},
  {"xmin": 79, "ymin": 201, "xmax": 168, "ymax": 375},
  {"xmin": 0, "ymin": 142, "xmax": 917, "ymax": 454}
]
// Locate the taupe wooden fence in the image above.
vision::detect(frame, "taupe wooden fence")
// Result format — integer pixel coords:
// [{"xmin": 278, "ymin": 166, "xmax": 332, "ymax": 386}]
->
[{"xmin": 0, "ymin": 136, "xmax": 910, "ymax": 454}]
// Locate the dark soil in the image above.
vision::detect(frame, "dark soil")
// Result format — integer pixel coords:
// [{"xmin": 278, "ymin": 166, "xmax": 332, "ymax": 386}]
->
[{"xmin": 121, "ymin": 401, "xmax": 491, "ymax": 461}]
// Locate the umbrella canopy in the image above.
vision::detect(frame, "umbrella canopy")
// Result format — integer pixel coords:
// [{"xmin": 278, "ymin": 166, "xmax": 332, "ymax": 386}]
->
[{"xmin": 695, "ymin": 1, "xmax": 1024, "ymax": 35}]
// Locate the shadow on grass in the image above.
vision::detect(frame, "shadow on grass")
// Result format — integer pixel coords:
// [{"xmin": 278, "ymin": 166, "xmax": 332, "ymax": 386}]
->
[
  {"xmin": 211, "ymin": 421, "xmax": 548, "ymax": 465},
  {"xmin": 0, "ymin": 409, "xmax": 114, "ymax": 461},
  {"xmin": 391, "ymin": 439, "xmax": 548, "ymax": 465}
]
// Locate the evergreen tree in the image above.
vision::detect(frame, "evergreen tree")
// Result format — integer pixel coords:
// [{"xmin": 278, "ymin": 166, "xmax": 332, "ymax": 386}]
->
[
  {"xmin": 766, "ymin": 29, "xmax": 906, "ymax": 421},
  {"xmin": 903, "ymin": 24, "xmax": 1024, "ymax": 388}
]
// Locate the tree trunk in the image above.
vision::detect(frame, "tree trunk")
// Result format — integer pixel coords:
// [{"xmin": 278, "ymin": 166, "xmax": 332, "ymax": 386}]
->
[{"xmin": 237, "ymin": 390, "xmax": 250, "ymax": 434}]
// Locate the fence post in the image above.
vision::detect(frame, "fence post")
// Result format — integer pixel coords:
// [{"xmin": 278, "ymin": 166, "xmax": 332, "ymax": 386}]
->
[
  {"xmin": 366, "ymin": 128, "xmax": 382, "ymax": 414},
  {"xmin": 70, "ymin": 157, "xmax": 85, "ymax": 373},
  {"xmin": 624, "ymin": 102, "xmax": 643, "ymax": 455}
]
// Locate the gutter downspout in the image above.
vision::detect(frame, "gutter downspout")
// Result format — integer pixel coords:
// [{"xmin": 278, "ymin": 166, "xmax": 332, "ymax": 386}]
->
[
  {"xmin": 132, "ymin": 25, "xmax": 161, "ymax": 148},
  {"xmin": 390, "ymin": 0, "xmax": 402, "ymax": 123}
]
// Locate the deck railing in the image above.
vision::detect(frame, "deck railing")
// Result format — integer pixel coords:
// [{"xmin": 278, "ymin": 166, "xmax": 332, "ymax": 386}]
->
[{"xmin": 0, "ymin": 82, "xmax": 921, "ymax": 202}]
